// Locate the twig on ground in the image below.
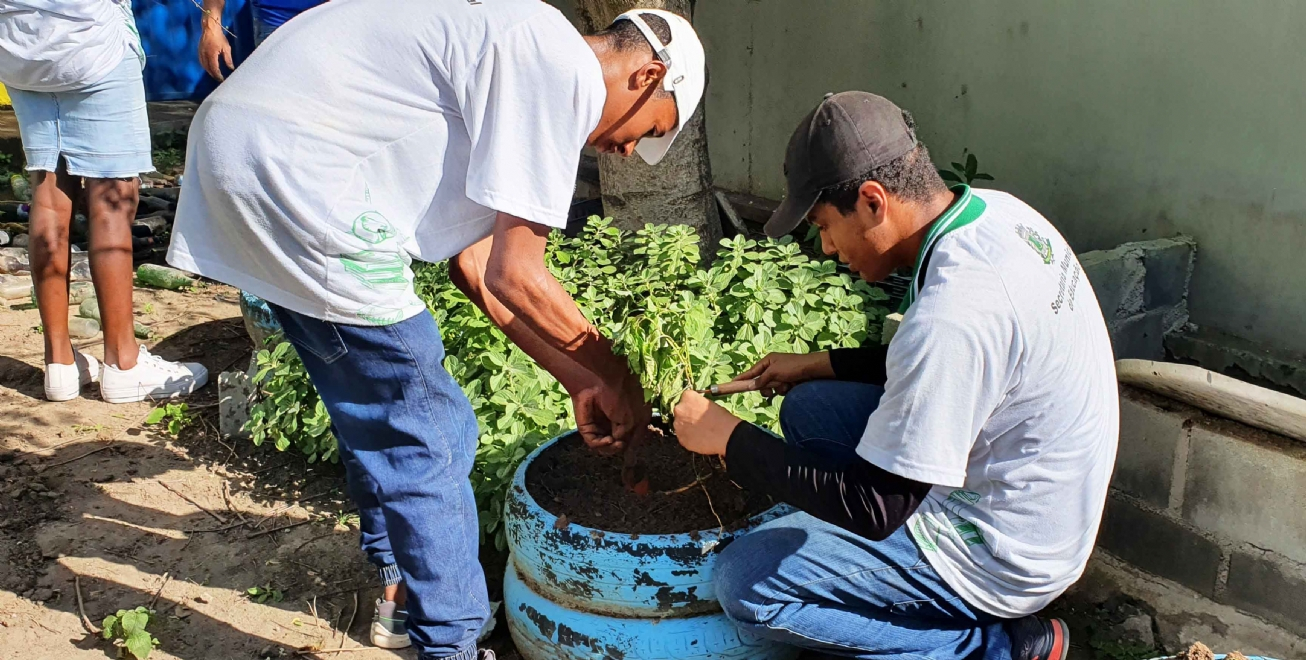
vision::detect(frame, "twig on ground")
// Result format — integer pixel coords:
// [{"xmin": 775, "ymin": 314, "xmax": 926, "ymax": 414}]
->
[
  {"xmin": 31, "ymin": 617, "xmax": 62, "ymax": 635},
  {"xmin": 340, "ymin": 592, "xmax": 358, "ymax": 650},
  {"xmin": 39, "ymin": 443, "xmax": 114, "ymax": 472},
  {"xmin": 158, "ymin": 480, "xmax": 228, "ymax": 524},
  {"xmin": 98, "ymin": 547, "xmax": 161, "ymax": 566},
  {"xmin": 247, "ymin": 518, "xmax": 314, "ymax": 539},
  {"xmin": 308, "ymin": 597, "xmax": 323, "ymax": 632},
  {"xmin": 222, "ymin": 482, "xmax": 247, "ymax": 522},
  {"xmin": 185, "ymin": 519, "xmax": 248, "ymax": 534},
  {"xmin": 148, "ymin": 572, "xmax": 171, "ymax": 610},
  {"xmin": 75, "ymin": 576, "xmax": 100, "ymax": 634},
  {"xmin": 294, "ymin": 649, "xmax": 374, "ymax": 656},
  {"xmin": 331, "ymin": 608, "xmax": 343, "ymax": 642},
  {"xmin": 254, "ymin": 491, "xmax": 333, "ymax": 529},
  {"xmin": 15, "ymin": 437, "xmax": 80, "ymax": 458},
  {"xmin": 295, "ymin": 533, "xmax": 338, "ymax": 553}
]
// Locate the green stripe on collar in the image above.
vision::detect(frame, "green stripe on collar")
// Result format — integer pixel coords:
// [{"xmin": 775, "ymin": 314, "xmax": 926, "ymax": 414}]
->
[{"xmin": 898, "ymin": 185, "xmax": 987, "ymax": 313}]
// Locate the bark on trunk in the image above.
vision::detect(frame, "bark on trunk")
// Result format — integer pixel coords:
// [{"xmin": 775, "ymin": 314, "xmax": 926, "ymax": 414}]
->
[{"xmin": 573, "ymin": 0, "xmax": 721, "ymax": 251}]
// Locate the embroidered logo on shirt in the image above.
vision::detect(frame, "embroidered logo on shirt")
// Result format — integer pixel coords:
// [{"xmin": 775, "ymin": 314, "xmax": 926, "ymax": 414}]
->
[{"xmin": 1016, "ymin": 224, "xmax": 1054, "ymax": 265}]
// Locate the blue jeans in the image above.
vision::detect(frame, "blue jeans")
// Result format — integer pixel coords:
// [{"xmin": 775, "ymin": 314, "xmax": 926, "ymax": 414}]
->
[
  {"xmin": 270, "ymin": 305, "xmax": 487, "ymax": 660},
  {"xmin": 715, "ymin": 381, "xmax": 1012, "ymax": 660}
]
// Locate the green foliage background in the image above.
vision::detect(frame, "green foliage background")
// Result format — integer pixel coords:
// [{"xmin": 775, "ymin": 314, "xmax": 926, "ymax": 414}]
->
[{"xmin": 245, "ymin": 219, "xmax": 892, "ymax": 549}]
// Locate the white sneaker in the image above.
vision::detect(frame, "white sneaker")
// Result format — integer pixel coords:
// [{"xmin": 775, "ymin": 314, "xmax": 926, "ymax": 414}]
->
[
  {"xmin": 100, "ymin": 346, "xmax": 208, "ymax": 404},
  {"xmin": 44, "ymin": 351, "xmax": 101, "ymax": 402}
]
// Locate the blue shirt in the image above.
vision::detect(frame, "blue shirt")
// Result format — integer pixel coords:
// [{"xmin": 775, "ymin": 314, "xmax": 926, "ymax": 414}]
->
[{"xmin": 253, "ymin": 0, "xmax": 326, "ymax": 29}]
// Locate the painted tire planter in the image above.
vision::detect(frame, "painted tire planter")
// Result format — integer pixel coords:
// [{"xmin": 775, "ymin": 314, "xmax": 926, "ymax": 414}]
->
[{"xmin": 504, "ymin": 433, "xmax": 799, "ymax": 660}]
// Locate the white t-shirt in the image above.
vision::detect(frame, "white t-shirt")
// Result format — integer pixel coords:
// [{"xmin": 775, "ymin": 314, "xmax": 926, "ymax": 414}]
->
[
  {"xmin": 857, "ymin": 188, "xmax": 1119, "ymax": 619},
  {"xmin": 0, "ymin": 0, "xmax": 143, "ymax": 92},
  {"xmin": 167, "ymin": 0, "xmax": 605, "ymax": 325}
]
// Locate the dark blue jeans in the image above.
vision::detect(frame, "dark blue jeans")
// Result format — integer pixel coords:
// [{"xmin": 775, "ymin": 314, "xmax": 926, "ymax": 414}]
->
[
  {"xmin": 715, "ymin": 381, "xmax": 1012, "ymax": 660},
  {"xmin": 271, "ymin": 305, "xmax": 487, "ymax": 660}
]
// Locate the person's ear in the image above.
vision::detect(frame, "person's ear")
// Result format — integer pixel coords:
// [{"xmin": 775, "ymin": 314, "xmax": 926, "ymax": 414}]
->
[
  {"xmin": 632, "ymin": 60, "xmax": 668, "ymax": 91},
  {"xmin": 857, "ymin": 180, "xmax": 890, "ymax": 220}
]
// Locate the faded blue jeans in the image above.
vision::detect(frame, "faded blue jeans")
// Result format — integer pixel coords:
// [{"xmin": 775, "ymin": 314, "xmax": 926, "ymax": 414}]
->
[
  {"xmin": 271, "ymin": 305, "xmax": 487, "ymax": 660},
  {"xmin": 714, "ymin": 381, "xmax": 1012, "ymax": 660}
]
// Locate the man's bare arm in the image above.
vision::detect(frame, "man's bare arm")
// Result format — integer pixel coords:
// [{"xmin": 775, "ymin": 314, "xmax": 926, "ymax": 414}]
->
[{"xmin": 450, "ymin": 235, "xmax": 597, "ymax": 395}]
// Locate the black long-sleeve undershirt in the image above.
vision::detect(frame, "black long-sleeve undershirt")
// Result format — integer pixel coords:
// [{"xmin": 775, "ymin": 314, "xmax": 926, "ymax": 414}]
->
[
  {"xmin": 725, "ymin": 422, "xmax": 932, "ymax": 541},
  {"xmin": 828, "ymin": 345, "xmax": 890, "ymax": 385}
]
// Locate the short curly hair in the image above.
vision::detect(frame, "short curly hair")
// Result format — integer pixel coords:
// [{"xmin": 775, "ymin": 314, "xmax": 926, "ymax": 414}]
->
[{"xmin": 815, "ymin": 110, "xmax": 948, "ymax": 213}]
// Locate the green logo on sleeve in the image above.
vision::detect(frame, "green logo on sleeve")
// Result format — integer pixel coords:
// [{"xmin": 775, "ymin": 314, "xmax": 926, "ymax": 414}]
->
[{"xmin": 1016, "ymin": 224, "xmax": 1054, "ymax": 265}]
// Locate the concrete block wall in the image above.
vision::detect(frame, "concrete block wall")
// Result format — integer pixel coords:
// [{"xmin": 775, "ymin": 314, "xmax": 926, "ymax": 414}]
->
[
  {"xmin": 1079, "ymin": 236, "xmax": 1196, "ymax": 360},
  {"xmin": 1101, "ymin": 386, "xmax": 1306, "ymax": 636}
]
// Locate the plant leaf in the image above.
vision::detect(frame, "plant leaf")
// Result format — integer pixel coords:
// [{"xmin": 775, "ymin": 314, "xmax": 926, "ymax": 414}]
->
[{"xmin": 125, "ymin": 630, "xmax": 154, "ymax": 660}]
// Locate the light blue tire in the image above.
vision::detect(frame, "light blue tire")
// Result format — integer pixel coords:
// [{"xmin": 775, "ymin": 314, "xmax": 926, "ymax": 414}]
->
[{"xmin": 503, "ymin": 433, "xmax": 798, "ymax": 660}]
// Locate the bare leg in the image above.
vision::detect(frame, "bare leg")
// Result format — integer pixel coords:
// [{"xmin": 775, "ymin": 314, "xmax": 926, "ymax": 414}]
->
[
  {"xmin": 28, "ymin": 165, "xmax": 82, "ymax": 366},
  {"xmin": 84, "ymin": 177, "xmax": 141, "ymax": 370},
  {"xmin": 384, "ymin": 582, "xmax": 408, "ymax": 607}
]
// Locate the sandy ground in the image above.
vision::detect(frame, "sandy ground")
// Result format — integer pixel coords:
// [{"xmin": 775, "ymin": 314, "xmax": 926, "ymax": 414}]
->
[{"xmin": 0, "ymin": 283, "xmax": 430, "ymax": 660}]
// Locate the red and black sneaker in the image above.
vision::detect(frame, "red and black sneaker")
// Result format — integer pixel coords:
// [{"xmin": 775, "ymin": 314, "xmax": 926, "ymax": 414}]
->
[{"xmin": 1007, "ymin": 616, "xmax": 1069, "ymax": 660}]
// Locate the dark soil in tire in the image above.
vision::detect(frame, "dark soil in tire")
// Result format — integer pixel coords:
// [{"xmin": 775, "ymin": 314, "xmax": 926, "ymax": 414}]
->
[{"xmin": 525, "ymin": 431, "xmax": 774, "ymax": 534}]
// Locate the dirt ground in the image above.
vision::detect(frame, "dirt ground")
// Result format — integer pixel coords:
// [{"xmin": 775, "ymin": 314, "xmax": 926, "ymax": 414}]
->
[{"xmin": 0, "ymin": 283, "xmax": 464, "ymax": 660}]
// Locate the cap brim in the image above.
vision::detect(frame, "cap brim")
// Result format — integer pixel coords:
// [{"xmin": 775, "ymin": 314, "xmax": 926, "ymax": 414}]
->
[
  {"xmin": 764, "ymin": 191, "xmax": 818, "ymax": 238},
  {"xmin": 634, "ymin": 126, "xmax": 679, "ymax": 166}
]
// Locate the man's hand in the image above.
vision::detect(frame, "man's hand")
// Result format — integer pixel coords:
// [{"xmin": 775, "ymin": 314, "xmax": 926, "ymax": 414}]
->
[
  {"xmin": 735, "ymin": 351, "xmax": 835, "ymax": 397},
  {"xmin": 573, "ymin": 373, "xmax": 650, "ymax": 456},
  {"xmin": 199, "ymin": 20, "xmax": 234, "ymax": 81},
  {"xmin": 673, "ymin": 389, "xmax": 742, "ymax": 456}
]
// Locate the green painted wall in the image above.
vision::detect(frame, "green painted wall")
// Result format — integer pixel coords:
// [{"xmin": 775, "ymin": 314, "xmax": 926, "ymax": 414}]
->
[
  {"xmin": 695, "ymin": 0, "xmax": 1306, "ymax": 353},
  {"xmin": 551, "ymin": 0, "xmax": 1306, "ymax": 352}
]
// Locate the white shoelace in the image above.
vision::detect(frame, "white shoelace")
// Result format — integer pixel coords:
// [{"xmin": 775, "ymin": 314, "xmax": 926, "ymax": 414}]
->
[{"xmin": 135, "ymin": 347, "xmax": 189, "ymax": 376}]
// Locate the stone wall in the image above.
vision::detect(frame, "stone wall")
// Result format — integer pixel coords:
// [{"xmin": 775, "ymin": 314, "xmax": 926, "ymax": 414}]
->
[{"xmin": 1100, "ymin": 386, "xmax": 1306, "ymax": 637}]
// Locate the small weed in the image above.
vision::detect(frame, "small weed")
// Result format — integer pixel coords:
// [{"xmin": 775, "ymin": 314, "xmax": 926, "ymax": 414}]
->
[
  {"xmin": 334, "ymin": 511, "xmax": 360, "ymax": 528},
  {"xmin": 72, "ymin": 424, "xmax": 108, "ymax": 435},
  {"xmin": 939, "ymin": 148, "xmax": 994, "ymax": 186},
  {"xmin": 246, "ymin": 584, "xmax": 283, "ymax": 604},
  {"xmin": 145, "ymin": 403, "xmax": 194, "ymax": 437},
  {"xmin": 101, "ymin": 606, "xmax": 160, "ymax": 660},
  {"xmin": 143, "ymin": 303, "xmax": 155, "ymax": 315},
  {"xmin": 32, "ymin": 324, "xmax": 43, "ymax": 334}
]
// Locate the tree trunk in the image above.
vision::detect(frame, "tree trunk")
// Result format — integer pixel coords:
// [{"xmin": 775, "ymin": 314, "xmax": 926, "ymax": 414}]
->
[{"xmin": 573, "ymin": 0, "xmax": 721, "ymax": 251}]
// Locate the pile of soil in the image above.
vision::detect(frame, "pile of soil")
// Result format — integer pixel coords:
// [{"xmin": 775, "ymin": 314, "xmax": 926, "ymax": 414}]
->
[
  {"xmin": 1173, "ymin": 642, "xmax": 1252, "ymax": 660},
  {"xmin": 526, "ymin": 431, "xmax": 773, "ymax": 535}
]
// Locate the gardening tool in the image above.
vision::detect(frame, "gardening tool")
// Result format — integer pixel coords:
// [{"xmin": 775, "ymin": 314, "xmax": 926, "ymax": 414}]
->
[{"xmin": 696, "ymin": 378, "xmax": 760, "ymax": 396}]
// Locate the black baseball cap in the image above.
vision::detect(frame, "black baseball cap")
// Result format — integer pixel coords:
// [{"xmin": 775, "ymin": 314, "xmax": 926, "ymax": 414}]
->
[{"xmin": 765, "ymin": 91, "xmax": 917, "ymax": 238}]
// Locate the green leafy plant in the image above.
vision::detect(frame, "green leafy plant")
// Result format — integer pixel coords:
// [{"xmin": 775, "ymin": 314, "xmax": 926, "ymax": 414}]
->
[
  {"xmin": 150, "ymin": 132, "xmax": 186, "ymax": 174},
  {"xmin": 244, "ymin": 340, "xmax": 337, "ymax": 464},
  {"xmin": 939, "ymin": 148, "xmax": 994, "ymax": 185},
  {"xmin": 246, "ymin": 584, "xmax": 283, "ymax": 604},
  {"xmin": 145, "ymin": 402, "xmax": 194, "ymax": 436},
  {"xmin": 101, "ymin": 606, "xmax": 159, "ymax": 660},
  {"xmin": 248, "ymin": 218, "xmax": 892, "ymax": 549}
]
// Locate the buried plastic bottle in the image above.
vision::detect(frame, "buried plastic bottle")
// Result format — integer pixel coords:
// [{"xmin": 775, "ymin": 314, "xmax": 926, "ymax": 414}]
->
[
  {"xmin": 136, "ymin": 263, "xmax": 194, "ymax": 290},
  {"xmin": 0, "ymin": 273, "xmax": 30, "ymax": 300},
  {"xmin": 68, "ymin": 316, "xmax": 100, "ymax": 339},
  {"xmin": 77, "ymin": 297, "xmax": 151, "ymax": 338}
]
